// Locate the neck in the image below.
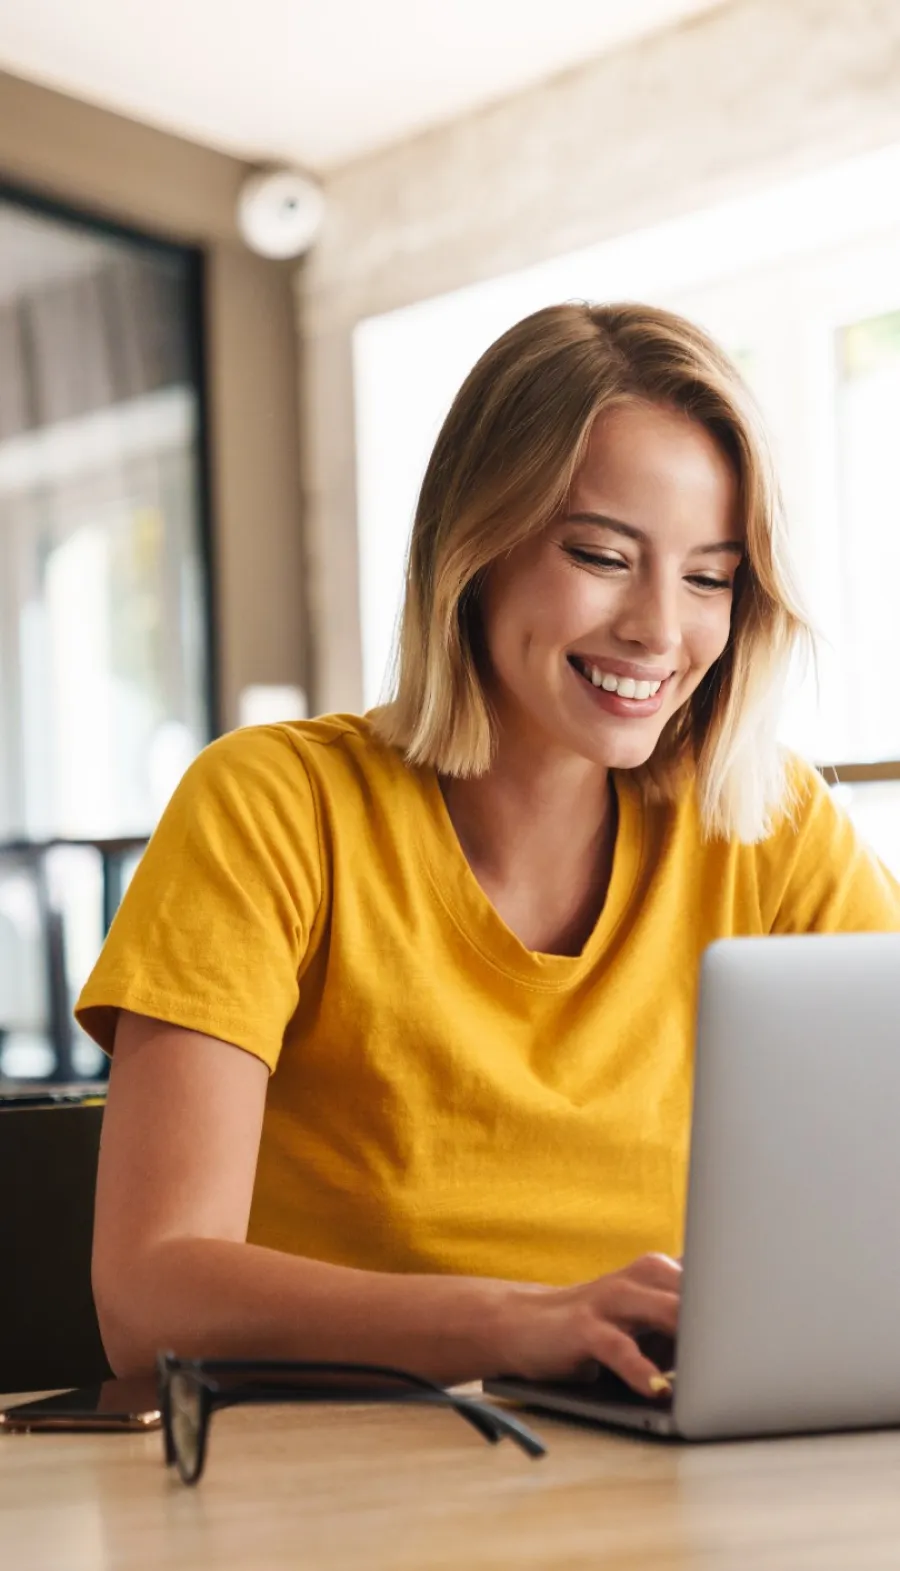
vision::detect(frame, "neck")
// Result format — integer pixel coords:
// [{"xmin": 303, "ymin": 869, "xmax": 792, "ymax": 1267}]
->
[{"xmin": 439, "ymin": 730, "xmax": 613, "ymax": 884}]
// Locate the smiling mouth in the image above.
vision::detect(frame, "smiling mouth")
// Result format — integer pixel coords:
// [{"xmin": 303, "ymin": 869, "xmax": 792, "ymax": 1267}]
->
[{"xmin": 567, "ymin": 655, "xmax": 672, "ymax": 703}]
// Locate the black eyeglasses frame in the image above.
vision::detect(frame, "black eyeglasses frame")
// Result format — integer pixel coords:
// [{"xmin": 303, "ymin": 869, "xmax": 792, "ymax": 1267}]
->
[{"xmin": 156, "ymin": 1351, "xmax": 546, "ymax": 1484}]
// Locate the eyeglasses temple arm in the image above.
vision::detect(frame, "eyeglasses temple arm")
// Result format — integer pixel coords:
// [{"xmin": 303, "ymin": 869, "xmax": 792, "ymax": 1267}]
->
[
  {"xmin": 186, "ymin": 1380, "xmax": 545, "ymax": 1458},
  {"xmin": 450, "ymin": 1393, "xmax": 546, "ymax": 1458}
]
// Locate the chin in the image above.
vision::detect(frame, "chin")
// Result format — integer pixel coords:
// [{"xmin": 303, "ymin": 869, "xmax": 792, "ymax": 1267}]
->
[
  {"xmin": 561, "ymin": 728, "xmax": 661, "ymax": 772},
  {"xmin": 596, "ymin": 740, "xmax": 660, "ymax": 772}
]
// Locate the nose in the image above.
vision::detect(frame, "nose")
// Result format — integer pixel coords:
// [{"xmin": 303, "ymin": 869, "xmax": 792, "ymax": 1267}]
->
[{"xmin": 612, "ymin": 567, "xmax": 682, "ymax": 659}]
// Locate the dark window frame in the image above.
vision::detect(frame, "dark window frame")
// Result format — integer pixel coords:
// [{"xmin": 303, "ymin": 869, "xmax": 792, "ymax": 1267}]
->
[
  {"xmin": 0, "ymin": 179, "xmax": 219, "ymax": 1084},
  {"xmin": 0, "ymin": 175, "xmax": 219, "ymax": 740}
]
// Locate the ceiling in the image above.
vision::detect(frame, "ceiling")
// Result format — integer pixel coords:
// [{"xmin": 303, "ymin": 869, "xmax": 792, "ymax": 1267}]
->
[{"xmin": 0, "ymin": 0, "xmax": 726, "ymax": 173}]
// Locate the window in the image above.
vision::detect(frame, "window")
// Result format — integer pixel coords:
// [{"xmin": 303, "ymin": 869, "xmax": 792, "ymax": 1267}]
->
[
  {"xmin": 354, "ymin": 141, "xmax": 900, "ymax": 875},
  {"xmin": 831, "ymin": 309, "xmax": 900, "ymax": 766},
  {"xmin": 0, "ymin": 189, "xmax": 213, "ymax": 1081}
]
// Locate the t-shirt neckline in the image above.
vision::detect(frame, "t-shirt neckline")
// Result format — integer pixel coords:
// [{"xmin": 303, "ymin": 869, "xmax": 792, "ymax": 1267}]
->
[{"xmin": 414, "ymin": 764, "xmax": 644, "ymax": 989}]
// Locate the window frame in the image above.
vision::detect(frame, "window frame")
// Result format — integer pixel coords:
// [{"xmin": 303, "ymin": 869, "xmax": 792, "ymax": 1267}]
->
[
  {"xmin": 0, "ymin": 176, "xmax": 219, "ymax": 747},
  {"xmin": 0, "ymin": 181, "xmax": 217, "ymax": 1084}
]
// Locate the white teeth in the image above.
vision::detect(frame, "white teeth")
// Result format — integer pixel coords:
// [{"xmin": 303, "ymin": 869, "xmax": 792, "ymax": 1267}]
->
[{"xmin": 577, "ymin": 662, "xmax": 665, "ymax": 699}]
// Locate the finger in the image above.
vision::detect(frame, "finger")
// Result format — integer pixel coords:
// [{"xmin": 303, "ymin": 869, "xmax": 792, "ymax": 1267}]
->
[
  {"xmin": 603, "ymin": 1281, "xmax": 680, "ymax": 1337},
  {"xmin": 590, "ymin": 1325, "xmax": 674, "ymax": 1400},
  {"xmin": 628, "ymin": 1253, "xmax": 683, "ymax": 1290}
]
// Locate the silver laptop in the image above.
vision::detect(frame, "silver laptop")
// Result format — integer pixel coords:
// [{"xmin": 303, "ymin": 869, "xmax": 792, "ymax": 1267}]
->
[{"xmin": 486, "ymin": 933, "xmax": 900, "ymax": 1441}]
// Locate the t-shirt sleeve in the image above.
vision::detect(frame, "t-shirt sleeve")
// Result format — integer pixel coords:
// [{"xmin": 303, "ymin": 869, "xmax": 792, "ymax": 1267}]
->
[
  {"xmin": 756, "ymin": 756, "xmax": 900, "ymax": 935},
  {"xmin": 74, "ymin": 725, "xmax": 323, "ymax": 1072}
]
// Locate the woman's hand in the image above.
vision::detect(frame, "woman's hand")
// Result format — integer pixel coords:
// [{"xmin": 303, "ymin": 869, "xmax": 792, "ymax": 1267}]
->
[{"xmin": 495, "ymin": 1253, "xmax": 681, "ymax": 1397}]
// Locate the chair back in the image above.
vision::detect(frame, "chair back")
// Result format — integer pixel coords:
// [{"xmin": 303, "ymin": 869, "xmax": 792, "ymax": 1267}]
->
[{"xmin": 0, "ymin": 1101, "xmax": 112, "ymax": 1392}]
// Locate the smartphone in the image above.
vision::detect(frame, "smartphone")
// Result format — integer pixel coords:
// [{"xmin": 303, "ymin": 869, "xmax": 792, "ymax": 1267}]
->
[{"xmin": 0, "ymin": 1376, "xmax": 161, "ymax": 1432}]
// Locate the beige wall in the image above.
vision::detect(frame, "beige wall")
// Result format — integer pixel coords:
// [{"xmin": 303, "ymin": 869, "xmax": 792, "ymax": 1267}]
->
[
  {"xmin": 0, "ymin": 70, "xmax": 308, "ymax": 733},
  {"xmin": 302, "ymin": 0, "xmax": 900, "ymax": 714}
]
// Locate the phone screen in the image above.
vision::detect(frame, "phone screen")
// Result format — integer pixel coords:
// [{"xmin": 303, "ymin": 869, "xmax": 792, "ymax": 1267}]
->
[{"xmin": 0, "ymin": 1376, "xmax": 161, "ymax": 1431}]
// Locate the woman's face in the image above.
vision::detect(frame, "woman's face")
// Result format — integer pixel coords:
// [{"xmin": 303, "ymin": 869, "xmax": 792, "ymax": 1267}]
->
[{"xmin": 480, "ymin": 400, "xmax": 744, "ymax": 772}]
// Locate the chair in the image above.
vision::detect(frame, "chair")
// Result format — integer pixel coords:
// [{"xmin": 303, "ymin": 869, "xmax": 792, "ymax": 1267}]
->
[{"xmin": 0, "ymin": 1100, "xmax": 112, "ymax": 1392}]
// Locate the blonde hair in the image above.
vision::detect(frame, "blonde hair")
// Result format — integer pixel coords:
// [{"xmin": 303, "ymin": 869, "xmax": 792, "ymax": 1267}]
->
[{"xmin": 371, "ymin": 302, "xmax": 812, "ymax": 842}]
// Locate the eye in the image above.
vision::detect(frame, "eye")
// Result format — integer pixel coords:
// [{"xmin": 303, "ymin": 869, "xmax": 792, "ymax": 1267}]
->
[
  {"xmin": 686, "ymin": 574, "xmax": 733, "ymax": 592},
  {"xmin": 564, "ymin": 546, "xmax": 628, "ymax": 572}
]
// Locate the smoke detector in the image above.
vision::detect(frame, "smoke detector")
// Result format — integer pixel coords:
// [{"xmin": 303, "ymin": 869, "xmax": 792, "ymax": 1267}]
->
[{"xmin": 237, "ymin": 167, "xmax": 325, "ymax": 259}]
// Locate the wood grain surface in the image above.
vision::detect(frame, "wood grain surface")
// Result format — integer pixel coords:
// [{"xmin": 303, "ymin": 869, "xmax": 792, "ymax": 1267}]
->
[{"xmin": 3, "ymin": 1389, "xmax": 900, "ymax": 1569}]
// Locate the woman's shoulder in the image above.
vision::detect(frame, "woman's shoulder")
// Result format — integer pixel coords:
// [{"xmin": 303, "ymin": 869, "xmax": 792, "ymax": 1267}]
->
[
  {"xmin": 756, "ymin": 750, "xmax": 838, "ymax": 846},
  {"xmin": 632, "ymin": 753, "xmax": 833, "ymax": 896},
  {"xmin": 655, "ymin": 750, "xmax": 828, "ymax": 843},
  {"xmin": 194, "ymin": 711, "xmax": 403, "ymax": 783},
  {"xmin": 639, "ymin": 752, "xmax": 898, "ymax": 933},
  {"xmin": 181, "ymin": 712, "xmax": 415, "ymax": 836}
]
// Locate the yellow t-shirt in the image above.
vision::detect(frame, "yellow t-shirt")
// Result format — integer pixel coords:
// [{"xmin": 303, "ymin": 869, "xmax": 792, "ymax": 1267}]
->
[{"xmin": 76, "ymin": 714, "xmax": 900, "ymax": 1285}]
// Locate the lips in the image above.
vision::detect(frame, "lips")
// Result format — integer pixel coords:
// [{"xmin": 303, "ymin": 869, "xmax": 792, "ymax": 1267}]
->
[
  {"xmin": 567, "ymin": 654, "xmax": 673, "ymax": 686},
  {"xmin": 567, "ymin": 654, "xmax": 670, "ymax": 714},
  {"xmin": 568, "ymin": 655, "xmax": 672, "ymax": 696}
]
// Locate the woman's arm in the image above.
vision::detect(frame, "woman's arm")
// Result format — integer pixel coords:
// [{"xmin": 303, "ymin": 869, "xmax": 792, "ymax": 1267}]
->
[
  {"xmin": 94, "ymin": 1011, "xmax": 509, "ymax": 1379},
  {"xmin": 93, "ymin": 1011, "xmax": 679, "ymax": 1394}
]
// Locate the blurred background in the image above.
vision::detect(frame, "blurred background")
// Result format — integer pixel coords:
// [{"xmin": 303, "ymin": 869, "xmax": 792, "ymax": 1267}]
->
[{"xmin": 0, "ymin": 0, "xmax": 898, "ymax": 1085}]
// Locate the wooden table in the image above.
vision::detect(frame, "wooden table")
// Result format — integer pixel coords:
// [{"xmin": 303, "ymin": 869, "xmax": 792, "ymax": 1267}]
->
[{"xmin": 4, "ymin": 1388, "xmax": 900, "ymax": 1570}]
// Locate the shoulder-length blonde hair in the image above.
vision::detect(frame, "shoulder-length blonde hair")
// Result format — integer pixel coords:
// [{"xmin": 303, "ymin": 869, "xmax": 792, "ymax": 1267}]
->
[{"xmin": 371, "ymin": 301, "xmax": 811, "ymax": 843}]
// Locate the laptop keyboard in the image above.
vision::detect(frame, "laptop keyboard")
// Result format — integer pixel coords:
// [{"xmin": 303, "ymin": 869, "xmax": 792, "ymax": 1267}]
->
[
  {"xmin": 548, "ymin": 1368, "xmax": 674, "ymax": 1408},
  {"xmin": 509, "ymin": 1350, "xmax": 676, "ymax": 1410}
]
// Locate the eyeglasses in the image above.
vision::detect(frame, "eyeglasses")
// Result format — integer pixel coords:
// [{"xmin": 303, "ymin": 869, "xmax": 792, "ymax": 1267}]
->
[{"xmin": 156, "ymin": 1352, "xmax": 547, "ymax": 1484}]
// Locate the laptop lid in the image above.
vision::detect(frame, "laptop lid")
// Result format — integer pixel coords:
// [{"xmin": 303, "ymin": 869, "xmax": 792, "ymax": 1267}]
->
[
  {"xmin": 488, "ymin": 936, "xmax": 900, "ymax": 1442},
  {"xmin": 674, "ymin": 933, "xmax": 900, "ymax": 1440}
]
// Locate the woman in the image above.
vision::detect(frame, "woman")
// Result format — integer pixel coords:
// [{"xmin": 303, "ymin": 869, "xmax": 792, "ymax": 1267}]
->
[{"xmin": 77, "ymin": 303, "xmax": 900, "ymax": 1400}]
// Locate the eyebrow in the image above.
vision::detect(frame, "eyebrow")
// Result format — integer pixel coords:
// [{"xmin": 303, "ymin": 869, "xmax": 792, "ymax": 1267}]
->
[{"xmin": 565, "ymin": 511, "xmax": 745, "ymax": 559}]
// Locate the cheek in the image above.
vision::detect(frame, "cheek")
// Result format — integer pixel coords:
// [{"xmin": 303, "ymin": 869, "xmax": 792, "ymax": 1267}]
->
[
  {"xmin": 488, "ymin": 564, "xmax": 594, "ymax": 663},
  {"xmin": 535, "ymin": 564, "xmax": 619, "ymax": 645},
  {"xmin": 687, "ymin": 600, "xmax": 734, "ymax": 669}
]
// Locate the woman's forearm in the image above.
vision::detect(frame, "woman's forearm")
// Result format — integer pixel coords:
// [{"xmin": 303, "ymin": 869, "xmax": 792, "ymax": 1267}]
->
[{"xmin": 97, "ymin": 1235, "xmax": 521, "ymax": 1381}]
